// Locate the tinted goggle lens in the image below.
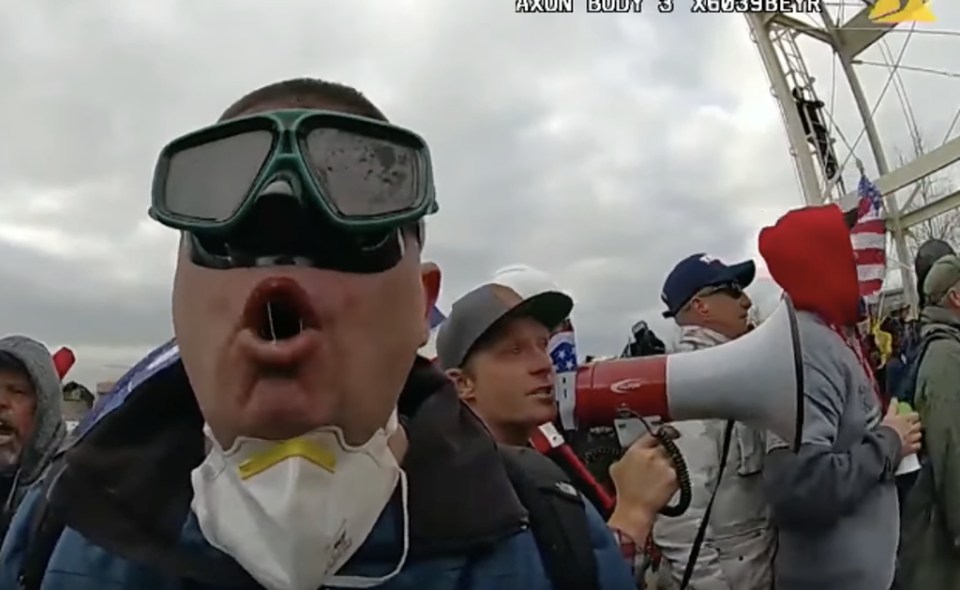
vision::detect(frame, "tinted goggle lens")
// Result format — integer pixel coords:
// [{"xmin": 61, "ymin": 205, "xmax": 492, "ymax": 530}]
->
[
  {"xmin": 163, "ymin": 130, "xmax": 274, "ymax": 223},
  {"xmin": 302, "ymin": 128, "xmax": 422, "ymax": 217},
  {"xmin": 160, "ymin": 127, "xmax": 424, "ymax": 224}
]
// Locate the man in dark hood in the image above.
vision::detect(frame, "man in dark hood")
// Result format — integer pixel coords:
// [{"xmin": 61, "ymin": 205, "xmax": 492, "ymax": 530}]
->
[
  {"xmin": 758, "ymin": 204, "xmax": 921, "ymax": 590},
  {"xmin": 0, "ymin": 336, "xmax": 66, "ymax": 532}
]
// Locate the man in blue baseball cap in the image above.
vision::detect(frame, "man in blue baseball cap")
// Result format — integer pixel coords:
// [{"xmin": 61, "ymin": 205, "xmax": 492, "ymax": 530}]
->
[
  {"xmin": 652, "ymin": 253, "xmax": 776, "ymax": 590},
  {"xmin": 661, "ymin": 253, "xmax": 755, "ymax": 336}
]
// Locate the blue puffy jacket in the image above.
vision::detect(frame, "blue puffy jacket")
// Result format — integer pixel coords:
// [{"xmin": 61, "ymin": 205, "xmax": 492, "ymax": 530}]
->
[{"xmin": 0, "ymin": 354, "xmax": 636, "ymax": 590}]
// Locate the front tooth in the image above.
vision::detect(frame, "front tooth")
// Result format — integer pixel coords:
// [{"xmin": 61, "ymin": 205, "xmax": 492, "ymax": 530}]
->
[{"xmin": 266, "ymin": 302, "xmax": 278, "ymax": 342}]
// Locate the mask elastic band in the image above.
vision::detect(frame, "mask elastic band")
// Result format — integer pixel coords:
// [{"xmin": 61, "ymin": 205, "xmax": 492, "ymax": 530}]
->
[{"xmin": 325, "ymin": 470, "xmax": 409, "ymax": 588}]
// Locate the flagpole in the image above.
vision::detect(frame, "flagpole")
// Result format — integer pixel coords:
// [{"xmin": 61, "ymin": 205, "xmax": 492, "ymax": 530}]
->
[{"xmin": 885, "ymin": 182, "xmax": 917, "ymax": 313}]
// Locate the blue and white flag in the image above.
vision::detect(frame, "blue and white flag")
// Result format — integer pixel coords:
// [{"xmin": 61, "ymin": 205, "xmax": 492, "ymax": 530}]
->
[{"xmin": 549, "ymin": 326, "xmax": 578, "ymax": 430}]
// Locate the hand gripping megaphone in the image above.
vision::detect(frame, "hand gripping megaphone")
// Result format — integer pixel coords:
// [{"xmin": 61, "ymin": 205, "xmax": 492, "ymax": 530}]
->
[
  {"xmin": 576, "ymin": 295, "xmax": 804, "ymax": 452},
  {"xmin": 494, "ymin": 266, "xmax": 804, "ymax": 517}
]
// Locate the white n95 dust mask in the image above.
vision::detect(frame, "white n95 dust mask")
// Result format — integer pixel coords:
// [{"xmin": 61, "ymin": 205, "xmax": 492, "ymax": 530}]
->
[{"xmin": 191, "ymin": 411, "xmax": 408, "ymax": 590}]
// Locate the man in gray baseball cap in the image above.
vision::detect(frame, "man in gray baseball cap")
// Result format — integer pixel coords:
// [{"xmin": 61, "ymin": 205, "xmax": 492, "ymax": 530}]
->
[
  {"xmin": 437, "ymin": 284, "xmax": 572, "ymax": 370},
  {"xmin": 437, "ymin": 282, "xmax": 572, "ymax": 446},
  {"xmin": 438, "ymin": 282, "xmax": 683, "ymax": 584},
  {"xmin": 922, "ymin": 253, "xmax": 960, "ymax": 306}
]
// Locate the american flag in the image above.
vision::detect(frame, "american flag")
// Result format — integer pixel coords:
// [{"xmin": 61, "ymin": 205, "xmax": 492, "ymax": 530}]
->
[
  {"xmin": 419, "ymin": 304, "xmax": 446, "ymax": 359},
  {"xmin": 850, "ymin": 173, "xmax": 886, "ymax": 301}
]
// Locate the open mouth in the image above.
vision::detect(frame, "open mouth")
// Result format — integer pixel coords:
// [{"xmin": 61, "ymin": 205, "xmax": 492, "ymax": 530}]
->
[
  {"xmin": 528, "ymin": 386, "xmax": 554, "ymax": 398},
  {"xmin": 243, "ymin": 277, "xmax": 319, "ymax": 343},
  {"xmin": 0, "ymin": 421, "xmax": 16, "ymax": 444}
]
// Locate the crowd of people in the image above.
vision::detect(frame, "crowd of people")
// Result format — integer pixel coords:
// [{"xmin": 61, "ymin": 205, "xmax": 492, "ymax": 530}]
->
[{"xmin": 0, "ymin": 77, "xmax": 956, "ymax": 590}]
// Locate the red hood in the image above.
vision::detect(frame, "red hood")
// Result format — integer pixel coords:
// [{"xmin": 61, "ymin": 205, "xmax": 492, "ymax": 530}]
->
[{"xmin": 759, "ymin": 204, "xmax": 861, "ymax": 327}]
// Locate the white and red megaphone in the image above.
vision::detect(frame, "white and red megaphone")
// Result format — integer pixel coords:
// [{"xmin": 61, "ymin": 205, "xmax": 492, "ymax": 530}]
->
[{"xmin": 577, "ymin": 295, "xmax": 804, "ymax": 450}]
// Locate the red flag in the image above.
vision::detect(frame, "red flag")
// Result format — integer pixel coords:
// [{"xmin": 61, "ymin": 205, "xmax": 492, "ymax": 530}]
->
[{"xmin": 52, "ymin": 347, "xmax": 75, "ymax": 380}]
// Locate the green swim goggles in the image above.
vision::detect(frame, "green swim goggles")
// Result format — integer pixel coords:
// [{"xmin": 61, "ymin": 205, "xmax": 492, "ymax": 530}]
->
[{"xmin": 149, "ymin": 109, "xmax": 438, "ymax": 234}]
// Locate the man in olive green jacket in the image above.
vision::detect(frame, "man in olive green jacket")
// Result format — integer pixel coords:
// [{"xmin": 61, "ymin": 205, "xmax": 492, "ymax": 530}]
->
[{"xmin": 899, "ymin": 254, "xmax": 960, "ymax": 590}]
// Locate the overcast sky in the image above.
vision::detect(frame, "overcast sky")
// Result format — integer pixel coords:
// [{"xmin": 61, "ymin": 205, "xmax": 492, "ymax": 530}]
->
[{"xmin": 0, "ymin": 1, "xmax": 958, "ymax": 387}]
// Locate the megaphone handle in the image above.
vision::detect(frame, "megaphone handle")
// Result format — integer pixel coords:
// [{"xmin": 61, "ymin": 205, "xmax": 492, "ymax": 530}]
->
[
  {"xmin": 555, "ymin": 445, "xmax": 616, "ymax": 513},
  {"xmin": 654, "ymin": 429, "xmax": 692, "ymax": 517},
  {"xmin": 615, "ymin": 408, "xmax": 692, "ymax": 517},
  {"xmin": 529, "ymin": 424, "xmax": 617, "ymax": 514}
]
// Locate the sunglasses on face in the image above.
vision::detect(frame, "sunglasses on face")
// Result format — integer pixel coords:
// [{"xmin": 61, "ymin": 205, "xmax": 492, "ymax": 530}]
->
[{"xmin": 696, "ymin": 283, "xmax": 744, "ymax": 299}]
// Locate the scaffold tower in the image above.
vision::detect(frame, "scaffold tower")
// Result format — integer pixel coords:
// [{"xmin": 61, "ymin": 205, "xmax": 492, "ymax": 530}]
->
[{"xmin": 746, "ymin": 1, "xmax": 960, "ymax": 311}]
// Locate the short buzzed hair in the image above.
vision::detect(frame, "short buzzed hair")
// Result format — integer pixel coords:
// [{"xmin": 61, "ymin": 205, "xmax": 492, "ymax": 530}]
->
[
  {"xmin": 218, "ymin": 77, "xmax": 425, "ymax": 244},
  {"xmin": 219, "ymin": 77, "xmax": 387, "ymax": 122}
]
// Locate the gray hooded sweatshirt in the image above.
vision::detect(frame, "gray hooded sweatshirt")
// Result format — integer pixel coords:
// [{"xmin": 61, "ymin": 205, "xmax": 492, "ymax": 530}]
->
[
  {"xmin": 763, "ymin": 311, "xmax": 902, "ymax": 590},
  {"xmin": 0, "ymin": 336, "xmax": 66, "ymax": 522}
]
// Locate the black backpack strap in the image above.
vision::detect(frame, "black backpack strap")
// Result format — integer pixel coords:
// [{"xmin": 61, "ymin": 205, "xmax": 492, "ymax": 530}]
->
[
  {"xmin": 17, "ymin": 459, "xmax": 67, "ymax": 590},
  {"xmin": 678, "ymin": 420, "xmax": 735, "ymax": 590},
  {"xmin": 499, "ymin": 446, "xmax": 600, "ymax": 590},
  {"xmin": 905, "ymin": 328, "xmax": 957, "ymax": 404}
]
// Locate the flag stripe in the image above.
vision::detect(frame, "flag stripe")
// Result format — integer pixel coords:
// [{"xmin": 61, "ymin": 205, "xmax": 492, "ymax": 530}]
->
[
  {"xmin": 855, "ymin": 249, "xmax": 887, "ymax": 268},
  {"xmin": 857, "ymin": 264, "xmax": 886, "ymax": 282},
  {"xmin": 850, "ymin": 230, "xmax": 886, "ymax": 250},
  {"xmin": 860, "ymin": 278, "xmax": 884, "ymax": 294},
  {"xmin": 850, "ymin": 219, "xmax": 885, "ymax": 234}
]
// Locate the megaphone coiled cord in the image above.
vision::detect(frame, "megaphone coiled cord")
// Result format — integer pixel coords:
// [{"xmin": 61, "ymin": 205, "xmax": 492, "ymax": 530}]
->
[
  {"xmin": 622, "ymin": 410, "xmax": 692, "ymax": 517},
  {"xmin": 651, "ymin": 426, "xmax": 692, "ymax": 517}
]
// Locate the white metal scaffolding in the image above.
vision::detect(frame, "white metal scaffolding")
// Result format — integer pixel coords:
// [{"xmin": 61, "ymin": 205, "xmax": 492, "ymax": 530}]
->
[{"xmin": 745, "ymin": 3, "xmax": 960, "ymax": 311}]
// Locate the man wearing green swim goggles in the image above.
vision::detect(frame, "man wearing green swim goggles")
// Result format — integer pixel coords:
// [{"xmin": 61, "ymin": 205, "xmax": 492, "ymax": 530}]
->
[
  {"xmin": 155, "ymin": 80, "xmax": 449, "ymax": 589},
  {"xmin": 151, "ymin": 98, "xmax": 437, "ymax": 273},
  {"xmin": 0, "ymin": 78, "xmax": 642, "ymax": 590}
]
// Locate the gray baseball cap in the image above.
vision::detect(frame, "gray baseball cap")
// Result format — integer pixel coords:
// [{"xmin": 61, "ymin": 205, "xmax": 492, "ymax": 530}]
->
[
  {"xmin": 924, "ymin": 254, "xmax": 960, "ymax": 304},
  {"xmin": 436, "ymin": 283, "xmax": 573, "ymax": 370}
]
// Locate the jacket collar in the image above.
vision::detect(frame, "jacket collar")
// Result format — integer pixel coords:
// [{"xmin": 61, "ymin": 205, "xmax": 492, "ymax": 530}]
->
[
  {"xmin": 50, "ymin": 357, "xmax": 526, "ymax": 583},
  {"xmin": 676, "ymin": 324, "xmax": 730, "ymax": 351},
  {"xmin": 920, "ymin": 305, "xmax": 960, "ymax": 333}
]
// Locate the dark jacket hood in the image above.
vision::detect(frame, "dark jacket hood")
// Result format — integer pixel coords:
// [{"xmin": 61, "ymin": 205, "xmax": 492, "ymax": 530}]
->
[{"xmin": 759, "ymin": 204, "xmax": 861, "ymax": 327}]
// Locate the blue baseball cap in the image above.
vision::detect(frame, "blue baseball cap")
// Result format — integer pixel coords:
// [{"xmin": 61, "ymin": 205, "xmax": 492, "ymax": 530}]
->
[{"xmin": 661, "ymin": 253, "xmax": 756, "ymax": 318}]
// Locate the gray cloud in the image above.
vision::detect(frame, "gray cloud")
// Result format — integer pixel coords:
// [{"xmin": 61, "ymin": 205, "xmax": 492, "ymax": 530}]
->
[{"xmin": 0, "ymin": 1, "xmax": 957, "ymax": 385}]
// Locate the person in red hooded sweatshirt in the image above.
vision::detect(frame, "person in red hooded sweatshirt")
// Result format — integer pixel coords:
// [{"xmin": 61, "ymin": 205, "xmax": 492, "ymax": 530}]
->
[{"xmin": 757, "ymin": 204, "xmax": 922, "ymax": 590}]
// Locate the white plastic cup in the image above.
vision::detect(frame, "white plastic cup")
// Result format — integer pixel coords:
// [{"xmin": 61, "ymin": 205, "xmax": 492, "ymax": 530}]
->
[{"xmin": 896, "ymin": 453, "xmax": 921, "ymax": 476}]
